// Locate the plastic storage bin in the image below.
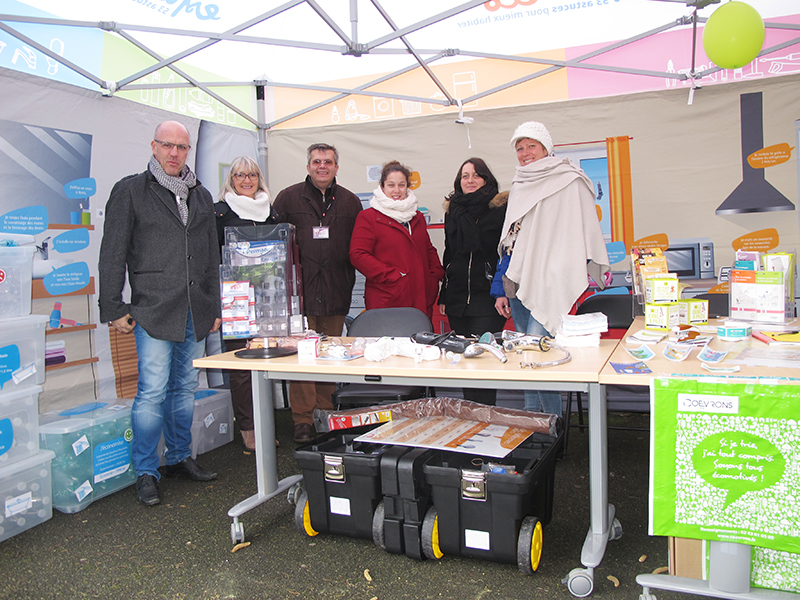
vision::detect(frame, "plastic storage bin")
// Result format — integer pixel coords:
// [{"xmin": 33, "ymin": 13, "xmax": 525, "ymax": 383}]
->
[
  {"xmin": 420, "ymin": 426, "xmax": 564, "ymax": 574},
  {"xmin": 39, "ymin": 401, "xmax": 135, "ymax": 514},
  {"xmin": 0, "ymin": 246, "xmax": 35, "ymax": 318},
  {"xmin": 0, "ymin": 449, "xmax": 55, "ymax": 543},
  {"xmin": 0, "ymin": 385, "xmax": 40, "ymax": 468},
  {"xmin": 157, "ymin": 389, "xmax": 234, "ymax": 464},
  {"xmin": 191, "ymin": 389, "xmax": 233, "ymax": 455},
  {"xmin": 293, "ymin": 426, "xmax": 389, "ymax": 540},
  {"xmin": 0, "ymin": 314, "xmax": 47, "ymax": 394}
]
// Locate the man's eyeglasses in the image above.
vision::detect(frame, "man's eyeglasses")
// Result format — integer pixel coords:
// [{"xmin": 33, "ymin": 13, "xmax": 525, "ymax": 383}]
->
[
  {"xmin": 154, "ymin": 139, "xmax": 191, "ymax": 153},
  {"xmin": 233, "ymin": 172, "xmax": 258, "ymax": 181},
  {"xmin": 310, "ymin": 159, "xmax": 335, "ymax": 166}
]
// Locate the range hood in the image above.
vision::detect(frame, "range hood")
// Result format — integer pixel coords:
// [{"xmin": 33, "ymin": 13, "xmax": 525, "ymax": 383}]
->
[{"xmin": 715, "ymin": 92, "xmax": 794, "ymax": 215}]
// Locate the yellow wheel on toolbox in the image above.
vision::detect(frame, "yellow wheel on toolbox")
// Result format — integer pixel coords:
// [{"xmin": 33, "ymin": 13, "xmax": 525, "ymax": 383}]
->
[
  {"xmin": 517, "ymin": 516, "xmax": 542, "ymax": 575},
  {"xmin": 293, "ymin": 490, "xmax": 319, "ymax": 537},
  {"xmin": 421, "ymin": 506, "xmax": 444, "ymax": 560}
]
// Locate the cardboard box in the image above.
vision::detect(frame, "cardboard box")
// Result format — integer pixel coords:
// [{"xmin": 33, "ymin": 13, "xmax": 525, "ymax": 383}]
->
[
  {"xmin": 668, "ymin": 537, "xmax": 800, "ymax": 594},
  {"xmin": 645, "ymin": 302, "xmax": 681, "ymax": 330},
  {"xmin": 645, "ymin": 275, "xmax": 679, "ymax": 304},
  {"xmin": 679, "ymin": 298, "xmax": 709, "ymax": 325}
]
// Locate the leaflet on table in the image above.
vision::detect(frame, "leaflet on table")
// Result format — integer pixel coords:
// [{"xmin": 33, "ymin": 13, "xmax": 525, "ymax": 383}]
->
[
  {"xmin": 624, "ymin": 344, "xmax": 655, "ymax": 361},
  {"xmin": 354, "ymin": 415, "xmax": 534, "ymax": 458},
  {"xmin": 697, "ymin": 346, "xmax": 728, "ymax": 364},
  {"xmin": 751, "ymin": 330, "xmax": 800, "ymax": 346},
  {"xmin": 663, "ymin": 344, "xmax": 692, "ymax": 361},
  {"xmin": 610, "ymin": 361, "xmax": 652, "ymax": 374},
  {"xmin": 729, "ymin": 346, "xmax": 800, "ymax": 369},
  {"xmin": 627, "ymin": 330, "xmax": 666, "ymax": 344}
]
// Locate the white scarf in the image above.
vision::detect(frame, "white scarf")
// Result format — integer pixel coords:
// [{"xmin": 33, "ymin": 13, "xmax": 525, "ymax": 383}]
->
[
  {"xmin": 224, "ymin": 190, "xmax": 272, "ymax": 222},
  {"xmin": 369, "ymin": 186, "xmax": 419, "ymax": 224},
  {"xmin": 501, "ymin": 156, "xmax": 609, "ymax": 335}
]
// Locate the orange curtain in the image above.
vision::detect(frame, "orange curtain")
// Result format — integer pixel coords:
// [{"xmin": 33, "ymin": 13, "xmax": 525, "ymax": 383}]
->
[{"xmin": 606, "ymin": 136, "xmax": 634, "ymax": 248}]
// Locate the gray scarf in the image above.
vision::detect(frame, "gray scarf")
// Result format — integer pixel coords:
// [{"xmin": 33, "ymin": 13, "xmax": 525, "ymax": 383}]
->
[{"xmin": 148, "ymin": 155, "xmax": 197, "ymax": 200}]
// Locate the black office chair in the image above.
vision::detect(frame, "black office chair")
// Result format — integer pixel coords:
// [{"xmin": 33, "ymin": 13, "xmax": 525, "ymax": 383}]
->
[
  {"xmin": 568, "ymin": 292, "xmax": 649, "ymax": 433},
  {"xmin": 331, "ymin": 307, "xmax": 434, "ymax": 410},
  {"xmin": 691, "ymin": 293, "xmax": 729, "ymax": 318}
]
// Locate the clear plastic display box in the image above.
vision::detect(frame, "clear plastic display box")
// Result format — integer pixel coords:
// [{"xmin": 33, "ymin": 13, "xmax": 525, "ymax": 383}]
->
[
  {"xmin": 0, "ymin": 385, "xmax": 41, "ymax": 468},
  {"xmin": 0, "ymin": 314, "xmax": 48, "ymax": 394},
  {"xmin": 0, "ymin": 246, "xmax": 35, "ymax": 318},
  {"xmin": 0, "ymin": 449, "xmax": 55, "ymax": 543},
  {"xmin": 220, "ymin": 223, "xmax": 304, "ymax": 338},
  {"xmin": 39, "ymin": 401, "xmax": 135, "ymax": 514}
]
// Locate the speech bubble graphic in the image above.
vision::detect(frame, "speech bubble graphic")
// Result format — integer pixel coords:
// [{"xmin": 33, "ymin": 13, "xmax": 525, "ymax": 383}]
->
[
  {"xmin": 52, "ymin": 228, "xmax": 90, "ymax": 253},
  {"xmin": 692, "ymin": 431, "xmax": 785, "ymax": 508}
]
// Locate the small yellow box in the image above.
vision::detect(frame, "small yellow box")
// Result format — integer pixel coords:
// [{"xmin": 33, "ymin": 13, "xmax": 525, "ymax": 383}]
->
[
  {"xmin": 645, "ymin": 302, "xmax": 681, "ymax": 330},
  {"xmin": 679, "ymin": 299, "xmax": 709, "ymax": 325},
  {"xmin": 645, "ymin": 275, "xmax": 679, "ymax": 304}
]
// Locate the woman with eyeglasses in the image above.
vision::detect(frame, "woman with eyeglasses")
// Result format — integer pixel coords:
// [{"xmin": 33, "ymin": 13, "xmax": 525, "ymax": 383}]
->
[
  {"xmin": 437, "ymin": 158, "xmax": 507, "ymax": 405},
  {"xmin": 214, "ymin": 156, "xmax": 278, "ymax": 452}
]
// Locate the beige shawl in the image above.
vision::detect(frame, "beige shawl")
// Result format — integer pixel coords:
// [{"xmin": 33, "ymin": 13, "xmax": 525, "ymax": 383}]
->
[{"xmin": 500, "ymin": 156, "xmax": 610, "ymax": 334}]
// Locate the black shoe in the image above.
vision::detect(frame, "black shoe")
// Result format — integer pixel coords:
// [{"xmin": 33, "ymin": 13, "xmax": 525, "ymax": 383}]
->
[
  {"xmin": 136, "ymin": 474, "xmax": 161, "ymax": 506},
  {"xmin": 164, "ymin": 457, "xmax": 218, "ymax": 481}
]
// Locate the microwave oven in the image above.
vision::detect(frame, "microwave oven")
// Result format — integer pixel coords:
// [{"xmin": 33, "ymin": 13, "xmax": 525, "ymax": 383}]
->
[{"xmin": 663, "ymin": 237, "xmax": 715, "ymax": 279}]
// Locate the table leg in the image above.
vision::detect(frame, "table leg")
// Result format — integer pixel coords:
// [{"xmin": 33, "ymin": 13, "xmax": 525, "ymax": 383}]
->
[
  {"xmin": 226, "ymin": 371, "xmax": 303, "ymax": 545},
  {"xmin": 565, "ymin": 382, "xmax": 619, "ymax": 597}
]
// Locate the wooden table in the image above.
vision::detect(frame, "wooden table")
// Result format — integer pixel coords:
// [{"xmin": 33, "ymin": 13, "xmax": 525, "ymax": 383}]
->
[{"xmin": 196, "ymin": 339, "xmax": 621, "ymax": 597}]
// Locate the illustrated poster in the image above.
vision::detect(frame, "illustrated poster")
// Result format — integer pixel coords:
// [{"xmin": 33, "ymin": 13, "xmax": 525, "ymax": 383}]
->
[{"xmin": 650, "ymin": 377, "xmax": 800, "ymax": 553}]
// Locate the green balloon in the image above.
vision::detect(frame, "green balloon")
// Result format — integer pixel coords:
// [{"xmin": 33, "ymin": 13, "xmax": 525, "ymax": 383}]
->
[{"xmin": 702, "ymin": 1, "xmax": 765, "ymax": 70}]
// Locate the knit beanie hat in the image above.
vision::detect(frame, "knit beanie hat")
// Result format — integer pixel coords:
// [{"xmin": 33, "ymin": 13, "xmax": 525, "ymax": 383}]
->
[{"xmin": 509, "ymin": 121, "xmax": 554, "ymax": 155}]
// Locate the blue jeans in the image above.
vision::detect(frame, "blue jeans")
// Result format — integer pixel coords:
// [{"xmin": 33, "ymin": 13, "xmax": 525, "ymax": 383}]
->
[
  {"xmin": 132, "ymin": 309, "xmax": 204, "ymax": 478},
  {"xmin": 509, "ymin": 298, "xmax": 563, "ymax": 417}
]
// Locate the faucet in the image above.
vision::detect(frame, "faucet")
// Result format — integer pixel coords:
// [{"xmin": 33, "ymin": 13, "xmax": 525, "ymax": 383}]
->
[{"xmin": 36, "ymin": 236, "xmax": 51, "ymax": 260}]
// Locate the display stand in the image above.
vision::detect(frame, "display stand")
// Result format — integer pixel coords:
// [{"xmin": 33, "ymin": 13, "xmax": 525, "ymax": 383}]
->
[{"xmin": 637, "ymin": 541, "xmax": 799, "ymax": 600}]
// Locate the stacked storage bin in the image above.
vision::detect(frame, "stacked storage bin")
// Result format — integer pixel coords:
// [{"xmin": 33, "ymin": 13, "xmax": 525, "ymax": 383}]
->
[
  {"xmin": 39, "ymin": 401, "xmax": 136, "ymax": 513},
  {"xmin": 0, "ymin": 246, "xmax": 54, "ymax": 542},
  {"xmin": 156, "ymin": 389, "xmax": 234, "ymax": 464}
]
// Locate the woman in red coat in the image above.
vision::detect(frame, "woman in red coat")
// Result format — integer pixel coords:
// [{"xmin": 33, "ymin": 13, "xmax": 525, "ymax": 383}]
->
[{"xmin": 350, "ymin": 161, "xmax": 444, "ymax": 320}]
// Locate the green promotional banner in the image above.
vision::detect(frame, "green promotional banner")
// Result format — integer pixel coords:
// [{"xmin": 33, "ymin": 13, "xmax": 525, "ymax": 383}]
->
[{"xmin": 650, "ymin": 377, "xmax": 800, "ymax": 554}]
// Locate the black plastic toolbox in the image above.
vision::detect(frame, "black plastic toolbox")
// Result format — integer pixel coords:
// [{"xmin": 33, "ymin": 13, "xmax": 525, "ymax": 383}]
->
[
  {"xmin": 293, "ymin": 426, "xmax": 392, "ymax": 539},
  {"xmin": 419, "ymin": 422, "xmax": 564, "ymax": 573}
]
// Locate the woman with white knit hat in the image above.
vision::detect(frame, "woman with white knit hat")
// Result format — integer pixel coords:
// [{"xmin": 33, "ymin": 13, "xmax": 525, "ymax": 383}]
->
[{"xmin": 491, "ymin": 121, "xmax": 610, "ymax": 416}]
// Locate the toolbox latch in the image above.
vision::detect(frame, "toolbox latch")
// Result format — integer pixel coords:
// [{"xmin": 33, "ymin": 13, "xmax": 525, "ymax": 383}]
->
[
  {"xmin": 460, "ymin": 469, "xmax": 486, "ymax": 501},
  {"xmin": 324, "ymin": 455, "xmax": 345, "ymax": 483}
]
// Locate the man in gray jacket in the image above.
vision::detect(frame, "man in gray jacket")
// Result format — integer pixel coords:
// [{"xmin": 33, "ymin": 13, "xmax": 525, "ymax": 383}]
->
[{"xmin": 98, "ymin": 121, "xmax": 221, "ymax": 506}]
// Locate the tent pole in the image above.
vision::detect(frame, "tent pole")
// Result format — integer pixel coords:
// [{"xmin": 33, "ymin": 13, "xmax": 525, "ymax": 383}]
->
[{"xmin": 256, "ymin": 83, "xmax": 269, "ymax": 188}]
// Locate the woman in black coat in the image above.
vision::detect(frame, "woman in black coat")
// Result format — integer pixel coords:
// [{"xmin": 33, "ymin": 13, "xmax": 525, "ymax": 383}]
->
[
  {"xmin": 214, "ymin": 156, "xmax": 277, "ymax": 451},
  {"xmin": 437, "ymin": 158, "xmax": 507, "ymax": 405}
]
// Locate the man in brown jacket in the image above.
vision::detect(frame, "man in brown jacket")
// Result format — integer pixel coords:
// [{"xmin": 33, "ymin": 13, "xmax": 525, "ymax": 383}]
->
[{"xmin": 273, "ymin": 143, "xmax": 362, "ymax": 443}]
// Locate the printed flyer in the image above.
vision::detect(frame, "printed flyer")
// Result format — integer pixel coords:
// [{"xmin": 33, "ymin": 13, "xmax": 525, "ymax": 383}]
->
[{"xmin": 650, "ymin": 377, "xmax": 800, "ymax": 554}]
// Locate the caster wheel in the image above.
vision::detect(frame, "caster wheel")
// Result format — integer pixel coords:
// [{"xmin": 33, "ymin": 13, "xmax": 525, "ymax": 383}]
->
[
  {"xmin": 230, "ymin": 520, "xmax": 245, "ymax": 545},
  {"xmin": 564, "ymin": 567, "xmax": 593, "ymax": 598},
  {"xmin": 421, "ymin": 506, "xmax": 443, "ymax": 560},
  {"xmin": 609, "ymin": 518, "xmax": 623, "ymax": 541},
  {"xmin": 517, "ymin": 516, "xmax": 543, "ymax": 575},
  {"xmin": 293, "ymin": 490, "xmax": 318, "ymax": 537},
  {"xmin": 372, "ymin": 500, "xmax": 385, "ymax": 550},
  {"xmin": 287, "ymin": 482, "xmax": 302, "ymax": 505}
]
